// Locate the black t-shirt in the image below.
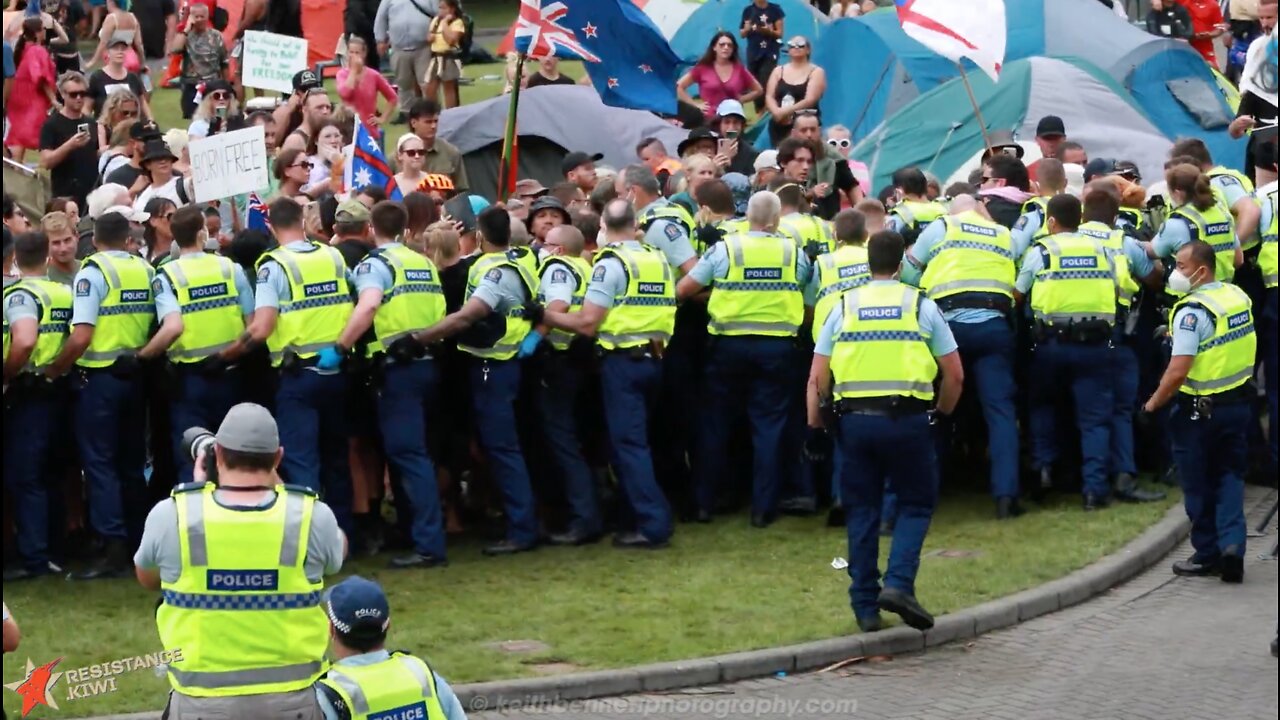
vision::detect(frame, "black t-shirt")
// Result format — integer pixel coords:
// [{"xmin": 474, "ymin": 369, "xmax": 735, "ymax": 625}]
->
[
  {"xmin": 335, "ymin": 239, "xmax": 372, "ymax": 269},
  {"xmin": 132, "ymin": 0, "xmax": 176, "ymax": 59},
  {"xmin": 526, "ymin": 72, "xmax": 576, "ymax": 89},
  {"xmin": 39, "ymin": 113, "xmax": 100, "ymax": 209},
  {"xmin": 105, "ymin": 162, "xmax": 144, "ymax": 190},
  {"xmin": 740, "ymin": 2, "xmax": 784, "ymax": 62},
  {"xmin": 88, "ymin": 69, "xmax": 148, "ymax": 116},
  {"xmin": 811, "ymin": 154, "xmax": 856, "ymax": 220},
  {"xmin": 441, "ymin": 256, "xmax": 472, "ymax": 313}
]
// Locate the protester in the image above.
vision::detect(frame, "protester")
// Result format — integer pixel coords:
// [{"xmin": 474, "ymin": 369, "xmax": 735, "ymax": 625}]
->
[
  {"xmin": 85, "ymin": 0, "xmax": 144, "ymax": 71},
  {"xmin": 186, "ymin": 78, "xmax": 239, "ymax": 139},
  {"xmin": 5, "ymin": 17, "xmax": 56, "ymax": 161},
  {"xmin": 336, "ymin": 35, "xmax": 397, "ymax": 131},
  {"xmin": 170, "ymin": 1, "xmax": 227, "ymax": 119},
  {"xmin": 273, "ymin": 147, "xmax": 313, "ymax": 202},
  {"xmin": 133, "ymin": 138, "xmax": 188, "ymax": 210},
  {"xmin": 525, "ymin": 55, "xmax": 575, "ymax": 88},
  {"xmin": 93, "ymin": 88, "xmax": 140, "ymax": 150},
  {"xmin": 764, "ymin": 36, "xmax": 825, "ymax": 145},
  {"xmin": 39, "ymin": 71, "xmax": 99, "ymax": 210},
  {"xmin": 375, "ymin": 0, "xmax": 435, "ymax": 121},
  {"xmin": 740, "ymin": 0, "xmax": 784, "ymax": 110},
  {"xmin": 86, "ymin": 35, "xmax": 148, "ymax": 118},
  {"xmin": 425, "ymin": 0, "xmax": 465, "ymax": 109},
  {"xmin": 306, "ymin": 121, "xmax": 346, "ymax": 198},
  {"xmin": 677, "ymin": 32, "xmax": 763, "ymax": 123},
  {"xmin": 407, "ymin": 98, "xmax": 468, "ymax": 190}
]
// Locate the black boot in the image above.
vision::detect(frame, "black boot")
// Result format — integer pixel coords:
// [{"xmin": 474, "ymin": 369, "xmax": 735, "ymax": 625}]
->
[
  {"xmin": 996, "ymin": 497, "xmax": 1025, "ymax": 520},
  {"xmin": 69, "ymin": 540, "xmax": 130, "ymax": 581},
  {"xmin": 1113, "ymin": 473, "xmax": 1166, "ymax": 503},
  {"xmin": 878, "ymin": 587, "xmax": 935, "ymax": 630}
]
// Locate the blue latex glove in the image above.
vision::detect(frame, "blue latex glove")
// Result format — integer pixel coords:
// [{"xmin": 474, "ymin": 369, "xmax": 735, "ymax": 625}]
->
[
  {"xmin": 517, "ymin": 331, "xmax": 544, "ymax": 359},
  {"xmin": 316, "ymin": 346, "xmax": 344, "ymax": 371}
]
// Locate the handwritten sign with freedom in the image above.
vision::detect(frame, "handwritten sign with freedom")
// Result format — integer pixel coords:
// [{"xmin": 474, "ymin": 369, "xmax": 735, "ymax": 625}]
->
[
  {"xmin": 190, "ymin": 125, "xmax": 269, "ymax": 203},
  {"xmin": 242, "ymin": 30, "xmax": 308, "ymax": 94}
]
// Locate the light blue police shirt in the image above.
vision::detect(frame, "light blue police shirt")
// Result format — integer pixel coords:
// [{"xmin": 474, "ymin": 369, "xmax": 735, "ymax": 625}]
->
[
  {"xmin": 638, "ymin": 198, "xmax": 697, "ymax": 271},
  {"xmin": 1120, "ymin": 235, "xmax": 1156, "ymax": 280},
  {"xmin": 153, "ymin": 252, "xmax": 255, "ymax": 320},
  {"xmin": 1210, "ymin": 173, "xmax": 1250, "ymax": 210},
  {"xmin": 813, "ymin": 280, "xmax": 958, "ymax": 357},
  {"xmin": 584, "ymin": 241, "xmax": 643, "ymax": 310},
  {"xmin": 1011, "ymin": 208, "xmax": 1044, "ymax": 250},
  {"xmin": 687, "ymin": 231, "xmax": 813, "ymax": 287},
  {"xmin": 1150, "ymin": 215, "xmax": 1195, "ymax": 260},
  {"xmin": 71, "ymin": 250, "xmax": 155, "ymax": 326},
  {"xmin": 469, "ymin": 263, "xmax": 529, "ymax": 315},
  {"xmin": 903, "ymin": 218, "xmax": 1027, "ymax": 325},
  {"xmin": 1169, "ymin": 281, "xmax": 1226, "ymax": 357},
  {"xmin": 3, "ymin": 285, "xmax": 41, "ymax": 325},
  {"xmin": 315, "ymin": 649, "xmax": 468, "ymax": 720},
  {"xmin": 352, "ymin": 243, "xmax": 403, "ymax": 297},
  {"xmin": 538, "ymin": 257, "xmax": 581, "ymax": 307}
]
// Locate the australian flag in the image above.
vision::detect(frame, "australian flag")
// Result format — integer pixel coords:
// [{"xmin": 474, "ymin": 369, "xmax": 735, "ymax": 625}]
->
[
  {"xmin": 246, "ymin": 191, "xmax": 270, "ymax": 232},
  {"xmin": 350, "ymin": 118, "xmax": 404, "ymax": 201},
  {"xmin": 514, "ymin": 0, "xmax": 680, "ymax": 115}
]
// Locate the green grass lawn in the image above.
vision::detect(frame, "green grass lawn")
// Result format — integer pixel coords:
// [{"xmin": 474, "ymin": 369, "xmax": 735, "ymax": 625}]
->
[{"xmin": 1, "ymin": 490, "xmax": 1178, "ymax": 718}]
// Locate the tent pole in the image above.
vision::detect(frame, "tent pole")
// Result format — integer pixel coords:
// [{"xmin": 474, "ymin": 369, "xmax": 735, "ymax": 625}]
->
[
  {"xmin": 498, "ymin": 54, "xmax": 527, "ymax": 202},
  {"xmin": 956, "ymin": 62, "xmax": 994, "ymax": 157}
]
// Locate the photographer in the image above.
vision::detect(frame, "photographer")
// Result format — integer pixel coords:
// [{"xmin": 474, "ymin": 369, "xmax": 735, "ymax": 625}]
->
[{"xmin": 134, "ymin": 402, "xmax": 346, "ymax": 720}]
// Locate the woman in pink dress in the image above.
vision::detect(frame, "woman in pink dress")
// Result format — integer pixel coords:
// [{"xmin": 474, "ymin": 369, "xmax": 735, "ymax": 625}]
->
[
  {"xmin": 676, "ymin": 32, "xmax": 762, "ymax": 121},
  {"xmin": 335, "ymin": 36, "xmax": 399, "ymax": 136},
  {"xmin": 5, "ymin": 18, "xmax": 58, "ymax": 163}
]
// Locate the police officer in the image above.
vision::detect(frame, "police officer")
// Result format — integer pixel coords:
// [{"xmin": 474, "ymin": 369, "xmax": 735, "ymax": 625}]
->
[
  {"xmin": 333, "ymin": 201, "xmax": 449, "ymax": 569},
  {"xmin": 149, "ymin": 205, "xmax": 255, "ymax": 484},
  {"xmin": 885, "ymin": 167, "xmax": 947, "ymax": 247},
  {"xmin": 774, "ymin": 181, "xmax": 833, "ymax": 260},
  {"xmin": 806, "ymin": 230, "xmax": 963, "ymax": 632},
  {"xmin": 1012, "ymin": 158, "xmax": 1068, "ymax": 246},
  {"xmin": 413, "ymin": 206, "xmax": 540, "ymax": 556},
  {"xmin": 245, "ymin": 197, "xmax": 356, "ymax": 536},
  {"xmin": 678, "ymin": 191, "xmax": 811, "ymax": 527},
  {"xmin": 1079, "ymin": 181, "xmax": 1167, "ymax": 503},
  {"xmin": 1257, "ymin": 173, "xmax": 1277, "ymax": 470},
  {"xmin": 1142, "ymin": 241, "xmax": 1256, "ymax": 582},
  {"xmin": 2, "ymin": 232, "xmax": 72, "ymax": 581},
  {"xmin": 314, "ymin": 576, "xmax": 469, "ymax": 720},
  {"xmin": 1016, "ymin": 195, "xmax": 1119, "ymax": 510},
  {"xmin": 1149, "ymin": 164, "xmax": 1240, "ymax": 284},
  {"xmin": 904, "ymin": 195, "xmax": 1025, "ymax": 518},
  {"xmin": 45, "ymin": 211, "xmax": 157, "ymax": 579},
  {"xmin": 1170, "ymin": 137, "xmax": 1262, "ymax": 252},
  {"xmin": 134, "ymin": 403, "xmax": 345, "ymax": 719},
  {"xmin": 521, "ymin": 224, "xmax": 602, "ymax": 545},
  {"xmin": 538, "ymin": 199, "xmax": 678, "ymax": 548},
  {"xmin": 623, "ymin": 164, "xmax": 699, "ymax": 276}
]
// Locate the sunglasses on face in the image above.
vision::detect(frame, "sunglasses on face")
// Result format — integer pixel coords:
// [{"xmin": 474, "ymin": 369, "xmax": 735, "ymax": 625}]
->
[
  {"xmin": 787, "ymin": 41, "xmax": 808, "ymax": 50},
  {"xmin": 64, "ymin": 90, "xmax": 87, "ymax": 99},
  {"xmin": 401, "ymin": 149, "xmax": 425, "ymax": 157},
  {"xmin": 826, "ymin": 138, "xmax": 850, "ymax": 149},
  {"xmin": 121, "ymin": 110, "xmax": 138, "ymax": 118},
  {"xmin": 293, "ymin": 161, "xmax": 313, "ymax": 170},
  {"xmin": 209, "ymin": 91, "xmax": 230, "ymax": 101}
]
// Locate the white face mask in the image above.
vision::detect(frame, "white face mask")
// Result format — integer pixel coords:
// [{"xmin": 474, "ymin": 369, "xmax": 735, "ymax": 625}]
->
[{"xmin": 1168, "ymin": 267, "xmax": 1200, "ymax": 294}]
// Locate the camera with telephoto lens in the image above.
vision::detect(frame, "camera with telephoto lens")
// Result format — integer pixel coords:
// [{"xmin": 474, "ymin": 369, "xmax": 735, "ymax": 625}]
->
[{"xmin": 181, "ymin": 427, "xmax": 219, "ymax": 483}]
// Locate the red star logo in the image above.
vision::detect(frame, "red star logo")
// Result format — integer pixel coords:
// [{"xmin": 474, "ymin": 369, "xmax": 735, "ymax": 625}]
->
[
  {"xmin": 607, "ymin": 77, "xmax": 620, "ymax": 88},
  {"xmin": 638, "ymin": 64, "xmax": 653, "ymax": 74},
  {"xmin": 583, "ymin": 22, "xmax": 598, "ymax": 38},
  {"xmin": 4, "ymin": 658, "xmax": 64, "ymax": 717}
]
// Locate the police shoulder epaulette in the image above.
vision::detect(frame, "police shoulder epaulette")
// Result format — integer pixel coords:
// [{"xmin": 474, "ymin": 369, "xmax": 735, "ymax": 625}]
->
[
  {"xmin": 171, "ymin": 481, "xmax": 210, "ymax": 495},
  {"xmin": 281, "ymin": 483, "xmax": 319, "ymax": 497}
]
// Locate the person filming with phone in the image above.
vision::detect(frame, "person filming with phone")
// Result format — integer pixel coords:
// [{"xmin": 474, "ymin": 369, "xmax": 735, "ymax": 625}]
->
[
  {"xmin": 39, "ymin": 71, "xmax": 100, "ymax": 212},
  {"xmin": 134, "ymin": 402, "xmax": 347, "ymax": 719},
  {"xmin": 712, "ymin": 99, "xmax": 759, "ymax": 177}
]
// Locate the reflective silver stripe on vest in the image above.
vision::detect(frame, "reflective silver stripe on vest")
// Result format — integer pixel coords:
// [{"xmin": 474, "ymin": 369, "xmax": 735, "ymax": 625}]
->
[
  {"xmin": 1183, "ymin": 367, "xmax": 1254, "ymax": 393},
  {"xmin": 707, "ymin": 320, "xmax": 799, "ymax": 334},
  {"xmin": 597, "ymin": 331, "xmax": 671, "ymax": 345},
  {"xmin": 184, "ymin": 490, "xmax": 208, "ymax": 567},
  {"xmin": 80, "ymin": 348, "xmax": 140, "ymax": 362},
  {"xmin": 169, "ymin": 661, "xmax": 324, "ymax": 690},
  {"xmin": 1032, "ymin": 311, "xmax": 1116, "ymax": 324},
  {"xmin": 833, "ymin": 380, "xmax": 934, "ymax": 395},
  {"xmin": 459, "ymin": 341, "xmax": 520, "ymax": 357},
  {"xmin": 272, "ymin": 247, "xmax": 345, "ymax": 287},
  {"xmin": 166, "ymin": 256, "xmax": 233, "ymax": 289},
  {"xmin": 169, "ymin": 340, "xmax": 236, "ymax": 362},
  {"xmin": 925, "ymin": 279, "xmax": 1014, "ymax": 298},
  {"xmin": 327, "ymin": 655, "xmax": 434, "ymax": 716},
  {"xmin": 94, "ymin": 255, "xmax": 123, "ymax": 287},
  {"xmin": 279, "ymin": 491, "xmax": 306, "ymax": 566}
]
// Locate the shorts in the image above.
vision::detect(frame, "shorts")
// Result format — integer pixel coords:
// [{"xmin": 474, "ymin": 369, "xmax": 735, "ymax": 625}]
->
[{"xmin": 425, "ymin": 55, "xmax": 462, "ymax": 83}]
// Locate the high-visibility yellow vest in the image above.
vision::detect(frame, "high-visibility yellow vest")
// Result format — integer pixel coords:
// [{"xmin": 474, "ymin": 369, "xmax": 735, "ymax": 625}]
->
[
  {"xmin": 595, "ymin": 242, "xmax": 676, "ymax": 350},
  {"xmin": 890, "ymin": 200, "xmax": 947, "ymax": 242},
  {"xmin": 1117, "ymin": 206, "xmax": 1148, "ymax": 237},
  {"xmin": 508, "ymin": 246, "xmax": 540, "ymax": 280},
  {"xmin": 830, "ymin": 281, "xmax": 937, "ymax": 402},
  {"xmin": 319, "ymin": 653, "xmax": 448, "ymax": 720},
  {"xmin": 537, "ymin": 254, "xmax": 592, "ymax": 351},
  {"xmin": 161, "ymin": 253, "xmax": 246, "ymax": 363},
  {"xmin": 639, "ymin": 200, "xmax": 696, "ymax": 238},
  {"xmin": 2, "ymin": 277, "xmax": 71, "ymax": 372},
  {"xmin": 706, "ymin": 232, "xmax": 803, "ymax": 337},
  {"xmin": 1258, "ymin": 183, "xmax": 1277, "ymax": 289},
  {"xmin": 1170, "ymin": 282, "xmax": 1257, "ymax": 397},
  {"xmin": 1171, "ymin": 203, "xmax": 1236, "ymax": 281},
  {"xmin": 919, "ymin": 211, "xmax": 1016, "ymax": 310},
  {"xmin": 257, "ymin": 244, "xmax": 353, "ymax": 367},
  {"xmin": 717, "ymin": 218, "xmax": 749, "ymax": 236},
  {"xmin": 780, "ymin": 211, "xmax": 834, "ymax": 259},
  {"xmin": 1079, "ymin": 221, "xmax": 1140, "ymax": 310},
  {"xmin": 77, "ymin": 252, "xmax": 155, "ymax": 368},
  {"xmin": 1208, "ymin": 166, "xmax": 1255, "ymax": 194},
  {"xmin": 1021, "ymin": 196, "xmax": 1052, "ymax": 239},
  {"xmin": 1028, "ymin": 232, "xmax": 1118, "ymax": 328},
  {"xmin": 363, "ymin": 244, "xmax": 445, "ymax": 357},
  {"xmin": 811, "ymin": 244, "xmax": 869, "ymax": 342},
  {"xmin": 156, "ymin": 483, "xmax": 329, "ymax": 697},
  {"xmin": 460, "ymin": 251, "xmax": 537, "ymax": 360}
]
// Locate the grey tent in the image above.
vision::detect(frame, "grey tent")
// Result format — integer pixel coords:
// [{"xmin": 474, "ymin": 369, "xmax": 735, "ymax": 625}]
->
[{"xmin": 438, "ymin": 85, "xmax": 689, "ymax": 199}]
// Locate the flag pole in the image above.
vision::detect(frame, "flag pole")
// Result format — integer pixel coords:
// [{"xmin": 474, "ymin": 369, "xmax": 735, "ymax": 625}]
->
[
  {"xmin": 498, "ymin": 54, "xmax": 528, "ymax": 202},
  {"xmin": 956, "ymin": 62, "xmax": 995, "ymax": 157}
]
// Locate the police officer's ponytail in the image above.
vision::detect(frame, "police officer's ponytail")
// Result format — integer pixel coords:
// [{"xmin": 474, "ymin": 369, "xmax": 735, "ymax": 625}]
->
[{"xmin": 1164, "ymin": 164, "xmax": 1215, "ymax": 212}]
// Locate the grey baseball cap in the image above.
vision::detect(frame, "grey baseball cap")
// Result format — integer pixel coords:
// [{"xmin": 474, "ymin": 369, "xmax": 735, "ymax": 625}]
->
[{"xmin": 216, "ymin": 403, "xmax": 280, "ymax": 453}]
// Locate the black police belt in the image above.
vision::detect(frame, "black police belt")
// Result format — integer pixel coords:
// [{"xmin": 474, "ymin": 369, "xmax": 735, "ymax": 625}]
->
[
  {"xmin": 597, "ymin": 344, "xmax": 656, "ymax": 360},
  {"xmin": 935, "ymin": 292, "xmax": 1012, "ymax": 315},
  {"xmin": 834, "ymin": 395, "xmax": 931, "ymax": 417},
  {"xmin": 1176, "ymin": 383, "xmax": 1254, "ymax": 411},
  {"xmin": 1034, "ymin": 319, "xmax": 1112, "ymax": 344}
]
